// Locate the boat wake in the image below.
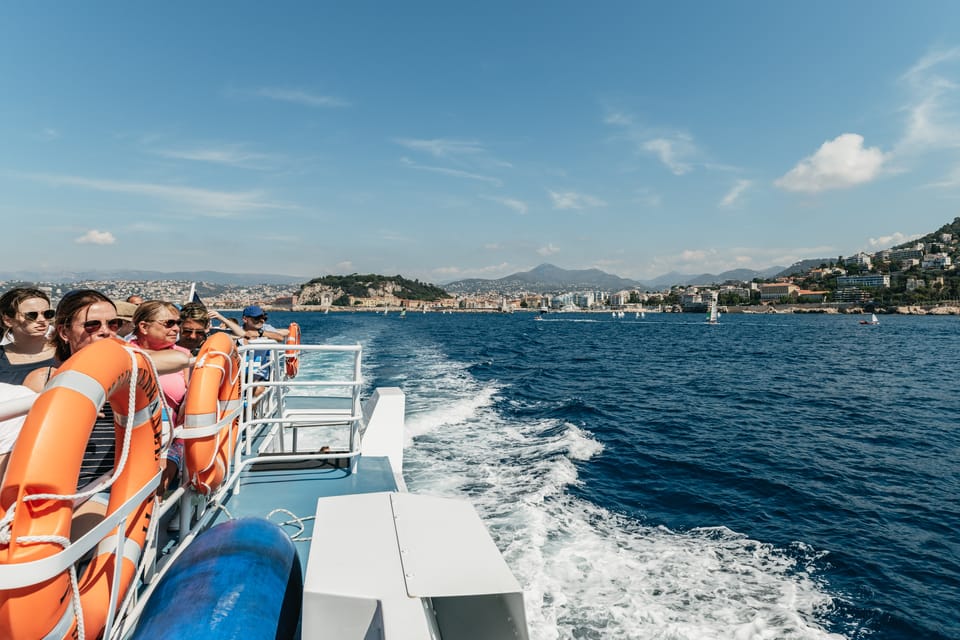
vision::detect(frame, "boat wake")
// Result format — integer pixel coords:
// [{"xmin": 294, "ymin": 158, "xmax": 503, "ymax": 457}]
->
[{"xmin": 398, "ymin": 341, "xmax": 846, "ymax": 640}]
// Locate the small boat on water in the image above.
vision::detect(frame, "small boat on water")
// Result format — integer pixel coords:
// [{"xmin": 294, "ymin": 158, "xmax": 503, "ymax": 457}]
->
[
  {"xmin": 0, "ymin": 330, "xmax": 528, "ymax": 638},
  {"xmin": 860, "ymin": 313, "xmax": 880, "ymax": 325},
  {"xmin": 706, "ymin": 298, "xmax": 720, "ymax": 325}
]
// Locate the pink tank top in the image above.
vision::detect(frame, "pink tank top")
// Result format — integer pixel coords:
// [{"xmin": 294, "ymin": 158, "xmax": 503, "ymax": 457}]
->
[{"xmin": 130, "ymin": 339, "xmax": 190, "ymax": 416}]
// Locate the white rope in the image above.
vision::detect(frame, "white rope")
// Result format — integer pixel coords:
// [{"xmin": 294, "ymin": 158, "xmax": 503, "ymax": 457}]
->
[
  {"xmin": 0, "ymin": 503, "xmax": 15, "ymax": 545},
  {"xmin": 266, "ymin": 508, "xmax": 315, "ymax": 542}
]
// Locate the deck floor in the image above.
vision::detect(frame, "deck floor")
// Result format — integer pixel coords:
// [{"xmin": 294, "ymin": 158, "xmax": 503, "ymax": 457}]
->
[{"xmin": 208, "ymin": 456, "xmax": 399, "ymax": 571}]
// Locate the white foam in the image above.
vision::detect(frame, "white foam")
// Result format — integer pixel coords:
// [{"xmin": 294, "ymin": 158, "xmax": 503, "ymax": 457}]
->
[
  {"xmin": 306, "ymin": 325, "xmax": 848, "ymax": 638},
  {"xmin": 398, "ymin": 353, "xmax": 845, "ymax": 640}
]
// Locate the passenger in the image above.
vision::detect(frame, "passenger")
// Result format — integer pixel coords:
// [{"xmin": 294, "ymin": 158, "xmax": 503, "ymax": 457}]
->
[
  {"xmin": 241, "ymin": 305, "xmax": 289, "ymax": 341},
  {"xmin": 129, "ymin": 300, "xmax": 192, "ymax": 417},
  {"xmin": 126, "ymin": 294, "xmax": 145, "ymax": 305},
  {"xmin": 22, "ymin": 289, "xmax": 125, "ymax": 538},
  {"xmin": 0, "ymin": 287, "xmax": 57, "ymax": 385},
  {"xmin": 0, "ymin": 382, "xmax": 38, "ymax": 481},
  {"xmin": 240, "ymin": 306, "xmax": 288, "ymax": 394},
  {"xmin": 114, "ymin": 300, "xmax": 139, "ymax": 339},
  {"xmin": 178, "ymin": 302, "xmax": 245, "ymax": 356}
]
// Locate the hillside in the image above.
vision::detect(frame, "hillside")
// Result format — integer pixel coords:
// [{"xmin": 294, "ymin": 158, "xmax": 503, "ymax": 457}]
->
[
  {"xmin": 445, "ymin": 263, "xmax": 644, "ymax": 294},
  {"xmin": 299, "ymin": 274, "xmax": 450, "ymax": 305}
]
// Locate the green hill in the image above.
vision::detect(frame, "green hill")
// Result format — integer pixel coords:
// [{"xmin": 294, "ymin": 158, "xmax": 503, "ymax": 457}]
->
[{"xmin": 299, "ymin": 274, "xmax": 450, "ymax": 304}]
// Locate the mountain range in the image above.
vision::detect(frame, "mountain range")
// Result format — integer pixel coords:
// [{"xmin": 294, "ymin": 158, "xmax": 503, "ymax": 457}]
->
[
  {"xmin": 443, "ymin": 263, "xmax": 787, "ymax": 294},
  {"xmin": 0, "ymin": 265, "xmax": 788, "ymax": 292}
]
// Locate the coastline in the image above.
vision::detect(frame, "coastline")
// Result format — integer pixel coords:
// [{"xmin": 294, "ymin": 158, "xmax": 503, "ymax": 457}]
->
[{"xmin": 241, "ymin": 304, "xmax": 960, "ymax": 316}]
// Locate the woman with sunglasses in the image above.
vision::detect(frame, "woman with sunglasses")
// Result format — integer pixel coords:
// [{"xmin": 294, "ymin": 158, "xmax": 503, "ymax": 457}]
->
[
  {"xmin": 0, "ymin": 287, "xmax": 57, "ymax": 385},
  {"xmin": 130, "ymin": 300, "xmax": 194, "ymax": 418}
]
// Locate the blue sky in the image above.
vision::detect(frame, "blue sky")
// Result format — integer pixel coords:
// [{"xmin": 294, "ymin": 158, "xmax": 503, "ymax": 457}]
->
[{"xmin": 3, "ymin": 2, "xmax": 960, "ymax": 284}]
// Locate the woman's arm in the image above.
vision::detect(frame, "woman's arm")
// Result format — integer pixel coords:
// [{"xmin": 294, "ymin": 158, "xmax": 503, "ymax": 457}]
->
[
  {"xmin": 209, "ymin": 310, "xmax": 246, "ymax": 338},
  {"xmin": 138, "ymin": 348, "xmax": 194, "ymax": 374}
]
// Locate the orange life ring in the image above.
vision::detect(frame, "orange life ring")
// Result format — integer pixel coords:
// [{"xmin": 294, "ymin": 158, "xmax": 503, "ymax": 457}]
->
[
  {"xmin": 0, "ymin": 338, "xmax": 163, "ymax": 640},
  {"xmin": 285, "ymin": 322, "xmax": 301, "ymax": 378},
  {"xmin": 182, "ymin": 332, "xmax": 241, "ymax": 495}
]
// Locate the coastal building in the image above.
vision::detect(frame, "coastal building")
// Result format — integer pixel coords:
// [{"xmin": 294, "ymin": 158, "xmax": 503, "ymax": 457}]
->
[
  {"xmin": 845, "ymin": 252, "xmax": 873, "ymax": 269},
  {"xmin": 921, "ymin": 253, "xmax": 953, "ymax": 269},
  {"xmin": 906, "ymin": 277, "xmax": 922, "ymax": 291},
  {"xmin": 836, "ymin": 274, "xmax": 890, "ymax": 288},
  {"xmin": 834, "ymin": 288, "xmax": 872, "ymax": 302},
  {"xmin": 889, "ymin": 245, "xmax": 924, "ymax": 262},
  {"xmin": 797, "ymin": 289, "xmax": 829, "ymax": 302},
  {"xmin": 759, "ymin": 283, "xmax": 799, "ymax": 301}
]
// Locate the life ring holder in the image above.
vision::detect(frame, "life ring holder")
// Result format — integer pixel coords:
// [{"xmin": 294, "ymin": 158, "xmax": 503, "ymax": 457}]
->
[
  {"xmin": 284, "ymin": 322, "xmax": 301, "ymax": 378},
  {"xmin": 181, "ymin": 332, "xmax": 242, "ymax": 496},
  {"xmin": 0, "ymin": 337, "xmax": 163, "ymax": 640}
]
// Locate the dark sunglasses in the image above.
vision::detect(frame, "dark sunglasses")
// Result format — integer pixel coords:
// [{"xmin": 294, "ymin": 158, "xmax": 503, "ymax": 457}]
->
[
  {"xmin": 150, "ymin": 319, "xmax": 183, "ymax": 329},
  {"xmin": 82, "ymin": 318, "xmax": 123, "ymax": 333},
  {"xmin": 22, "ymin": 309, "xmax": 56, "ymax": 321},
  {"xmin": 181, "ymin": 328, "xmax": 207, "ymax": 337},
  {"xmin": 248, "ymin": 315, "xmax": 267, "ymax": 322}
]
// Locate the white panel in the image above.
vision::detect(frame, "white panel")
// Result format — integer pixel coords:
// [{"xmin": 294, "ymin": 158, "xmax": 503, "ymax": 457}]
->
[{"xmin": 389, "ymin": 493, "xmax": 523, "ymax": 598}]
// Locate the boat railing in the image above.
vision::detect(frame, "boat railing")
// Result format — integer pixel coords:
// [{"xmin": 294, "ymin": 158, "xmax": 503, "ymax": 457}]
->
[{"xmin": 225, "ymin": 341, "xmax": 364, "ymax": 481}]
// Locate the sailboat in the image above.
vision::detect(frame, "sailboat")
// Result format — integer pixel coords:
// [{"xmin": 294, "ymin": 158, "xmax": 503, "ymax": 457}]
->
[
  {"xmin": 706, "ymin": 298, "xmax": 719, "ymax": 325},
  {"xmin": 859, "ymin": 313, "xmax": 879, "ymax": 325}
]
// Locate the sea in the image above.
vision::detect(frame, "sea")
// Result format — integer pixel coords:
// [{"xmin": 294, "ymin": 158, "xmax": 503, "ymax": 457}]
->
[{"xmin": 271, "ymin": 310, "xmax": 959, "ymax": 640}]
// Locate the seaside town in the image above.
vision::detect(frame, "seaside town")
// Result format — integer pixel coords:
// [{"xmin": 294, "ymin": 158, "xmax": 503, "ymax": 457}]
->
[
  {"xmin": 3, "ymin": 219, "xmax": 960, "ymax": 315},
  {"xmin": 1, "ymin": 245, "xmax": 957, "ymax": 317}
]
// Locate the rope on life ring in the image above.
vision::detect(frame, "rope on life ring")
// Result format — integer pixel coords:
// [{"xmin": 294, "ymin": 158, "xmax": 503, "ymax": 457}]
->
[
  {"xmin": 182, "ymin": 332, "xmax": 241, "ymax": 495},
  {"xmin": 0, "ymin": 337, "xmax": 163, "ymax": 640},
  {"xmin": 284, "ymin": 322, "xmax": 301, "ymax": 378}
]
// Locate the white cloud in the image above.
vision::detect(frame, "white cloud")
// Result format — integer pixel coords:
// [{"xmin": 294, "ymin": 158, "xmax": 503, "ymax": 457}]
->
[
  {"xmin": 483, "ymin": 196, "xmax": 528, "ymax": 214},
  {"xmin": 643, "ymin": 136, "xmax": 695, "ymax": 175},
  {"xmin": 255, "ymin": 87, "xmax": 349, "ymax": 108},
  {"xmin": 154, "ymin": 145, "xmax": 272, "ymax": 168},
  {"xmin": 775, "ymin": 133, "xmax": 887, "ymax": 193},
  {"xmin": 925, "ymin": 164, "xmax": 960, "ymax": 188},
  {"xmin": 75, "ymin": 229, "xmax": 115, "ymax": 245},
  {"xmin": 400, "ymin": 157, "xmax": 502, "ymax": 186},
  {"xmin": 548, "ymin": 190, "xmax": 606, "ymax": 210},
  {"xmin": 604, "ymin": 110, "xmax": 700, "ymax": 175},
  {"xmin": 537, "ymin": 243, "xmax": 560, "ymax": 256},
  {"xmin": 899, "ymin": 47, "xmax": 960, "ymax": 150},
  {"xmin": 336, "ymin": 261, "xmax": 353, "ymax": 271},
  {"xmin": 719, "ymin": 179, "xmax": 752, "ymax": 207},
  {"xmin": 394, "ymin": 138, "xmax": 485, "ymax": 157},
  {"xmin": 868, "ymin": 232, "xmax": 921, "ymax": 248},
  {"xmin": 23, "ymin": 172, "xmax": 292, "ymax": 217}
]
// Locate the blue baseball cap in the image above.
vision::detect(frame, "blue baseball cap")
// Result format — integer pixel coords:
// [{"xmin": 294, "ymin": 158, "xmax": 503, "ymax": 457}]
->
[{"xmin": 242, "ymin": 305, "xmax": 266, "ymax": 317}]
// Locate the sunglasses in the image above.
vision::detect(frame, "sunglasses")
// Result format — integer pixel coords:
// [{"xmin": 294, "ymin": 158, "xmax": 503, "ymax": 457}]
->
[
  {"xmin": 81, "ymin": 318, "xmax": 123, "ymax": 333},
  {"xmin": 22, "ymin": 309, "xmax": 56, "ymax": 322},
  {"xmin": 181, "ymin": 328, "xmax": 207, "ymax": 337},
  {"xmin": 248, "ymin": 315, "xmax": 267, "ymax": 322},
  {"xmin": 150, "ymin": 319, "xmax": 183, "ymax": 329}
]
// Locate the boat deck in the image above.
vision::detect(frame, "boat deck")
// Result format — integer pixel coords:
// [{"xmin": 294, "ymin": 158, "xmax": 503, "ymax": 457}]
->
[{"xmin": 209, "ymin": 456, "xmax": 399, "ymax": 571}]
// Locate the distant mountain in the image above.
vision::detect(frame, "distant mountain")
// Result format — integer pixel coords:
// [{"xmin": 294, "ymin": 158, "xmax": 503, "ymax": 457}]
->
[
  {"xmin": 775, "ymin": 259, "xmax": 835, "ymax": 278},
  {"xmin": 646, "ymin": 266, "xmax": 784, "ymax": 288},
  {"xmin": 0, "ymin": 270, "xmax": 304, "ymax": 286},
  {"xmin": 445, "ymin": 263, "xmax": 645, "ymax": 294}
]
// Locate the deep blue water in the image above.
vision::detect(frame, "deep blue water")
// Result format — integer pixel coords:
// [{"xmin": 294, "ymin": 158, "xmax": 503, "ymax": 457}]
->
[{"xmin": 276, "ymin": 310, "xmax": 960, "ymax": 639}]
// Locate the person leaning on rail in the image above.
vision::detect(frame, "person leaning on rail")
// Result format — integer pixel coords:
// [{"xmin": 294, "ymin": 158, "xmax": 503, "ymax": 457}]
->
[
  {"xmin": 0, "ymin": 287, "xmax": 57, "ymax": 385},
  {"xmin": 240, "ymin": 305, "xmax": 288, "ymax": 341},
  {"xmin": 178, "ymin": 302, "xmax": 245, "ymax": 356}
]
